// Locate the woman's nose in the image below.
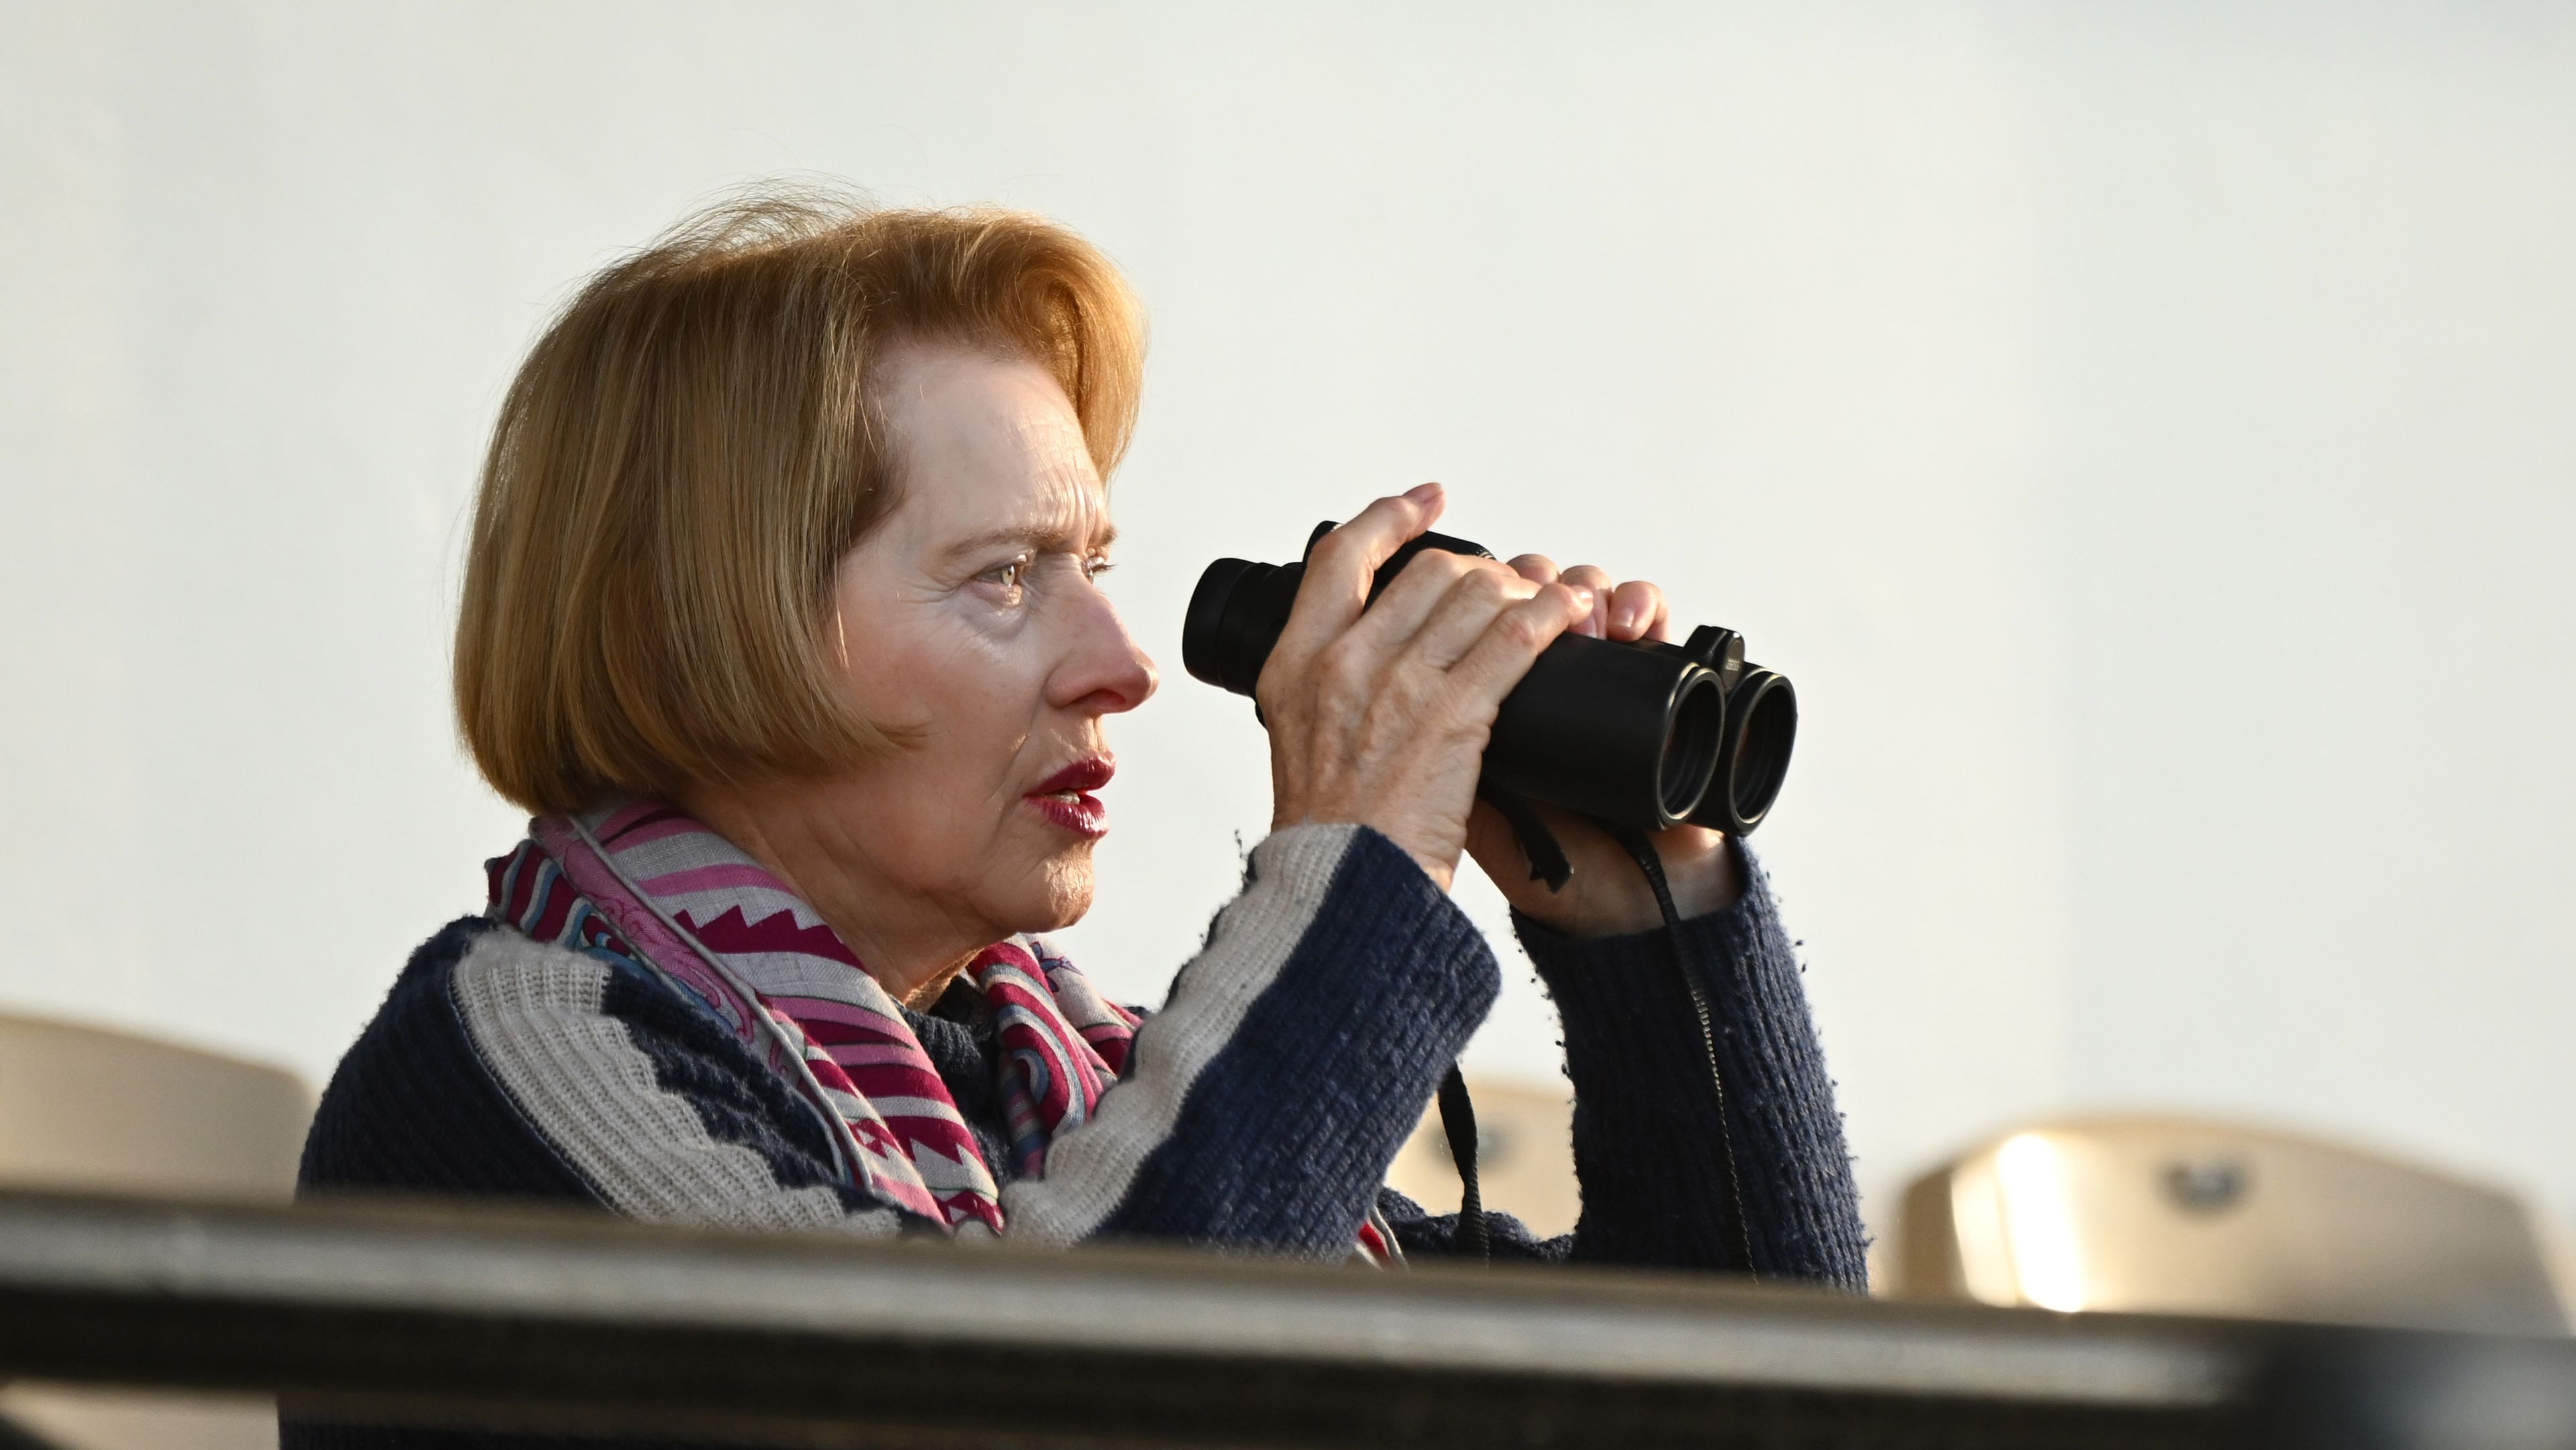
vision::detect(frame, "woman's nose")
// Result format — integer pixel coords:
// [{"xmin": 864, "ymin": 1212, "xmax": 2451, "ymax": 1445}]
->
[{"xmin": 1051, "ymin": 592, "xmax": 1159, "ymax": 716}]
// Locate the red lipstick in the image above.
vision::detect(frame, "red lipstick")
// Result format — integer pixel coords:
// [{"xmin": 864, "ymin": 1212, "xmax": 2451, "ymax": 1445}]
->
[{"xmin": 1024, "ymin": 756, "xmax": 1113, "ymax": 838}]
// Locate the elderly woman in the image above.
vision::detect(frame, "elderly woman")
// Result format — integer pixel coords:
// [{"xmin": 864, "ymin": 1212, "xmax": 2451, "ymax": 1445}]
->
[{"xmin": 293, "ymin": 194, "xmax": 1864, "ymax": 1443}]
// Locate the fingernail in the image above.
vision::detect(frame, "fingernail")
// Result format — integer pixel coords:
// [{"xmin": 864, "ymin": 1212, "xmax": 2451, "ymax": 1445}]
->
[
  {"xmin": 1613, "ymin": 601, "xmax": 1639, "ymax": 632},
  {"xmin": 1405, "ymin": 481, "xmax": 1442, "ymax": 503}
]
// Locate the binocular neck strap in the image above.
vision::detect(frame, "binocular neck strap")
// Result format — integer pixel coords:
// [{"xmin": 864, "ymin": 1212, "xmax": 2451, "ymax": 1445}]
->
[
  {"xmin": 1442, "ymin": 798, "xmax": 1756, "ymax": 1276},
  {"xmin": 1480, "ymin": 785, "xmax": 1572, "ymax": 892},
  {"xmin": 1436, "ymin": 1066, "xmax": 1489, "ymax": 1263},
  {"xmin": 1605, "ymin": 823, "xmax": 1759, "ymax": 1280}
]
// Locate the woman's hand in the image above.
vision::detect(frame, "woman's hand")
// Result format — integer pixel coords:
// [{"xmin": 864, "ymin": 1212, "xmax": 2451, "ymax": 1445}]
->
[
  {"xmin": 1258, "ymin": 484, "xmax": 1593, "ymax": 890},
  {"xmin": 1459, "ymin": 556, "xmax": 1743, "ymax": 937}
]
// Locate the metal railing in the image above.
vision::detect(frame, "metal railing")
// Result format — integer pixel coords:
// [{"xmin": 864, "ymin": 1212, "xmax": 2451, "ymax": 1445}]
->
[{"xmin": 0, "ymin": 1186, "xmax": 2570, "ymax": 1448}]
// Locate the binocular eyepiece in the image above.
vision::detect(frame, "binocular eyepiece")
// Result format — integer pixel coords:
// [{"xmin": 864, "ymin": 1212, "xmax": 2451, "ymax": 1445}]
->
[{"xmin": 1182, "ymin": 522, "xmax": 1796, "ymax": 835}]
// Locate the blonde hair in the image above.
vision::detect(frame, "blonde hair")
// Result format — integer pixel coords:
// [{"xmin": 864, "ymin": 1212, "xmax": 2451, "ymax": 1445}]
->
[{"xmin": 453, "ymin": 188, "xmax": 1145, "ymax": 815}]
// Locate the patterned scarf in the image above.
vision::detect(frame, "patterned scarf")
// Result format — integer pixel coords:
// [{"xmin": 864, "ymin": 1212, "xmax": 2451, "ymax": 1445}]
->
[{"xmin": 485, "ymin": 798, "xmax": 1141, "ymax": 1234}]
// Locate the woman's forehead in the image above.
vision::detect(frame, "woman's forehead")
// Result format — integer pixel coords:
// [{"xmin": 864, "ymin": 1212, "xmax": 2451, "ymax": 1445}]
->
[{"xmin": 883, "ymin": 348, "xmax": 1111, "ymax": 555}]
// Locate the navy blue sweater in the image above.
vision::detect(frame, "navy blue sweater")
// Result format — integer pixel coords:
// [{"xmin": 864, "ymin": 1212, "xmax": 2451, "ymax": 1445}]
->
[{"xmin": 288, "ymin": 825, "xmax": 1864, "ymax": 1447}]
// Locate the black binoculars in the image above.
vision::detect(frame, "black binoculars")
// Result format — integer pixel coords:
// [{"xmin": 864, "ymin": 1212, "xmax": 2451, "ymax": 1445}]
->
[{"xmin": 1182, "ymin": 522, "xmax": 1796, "ymax": 835}]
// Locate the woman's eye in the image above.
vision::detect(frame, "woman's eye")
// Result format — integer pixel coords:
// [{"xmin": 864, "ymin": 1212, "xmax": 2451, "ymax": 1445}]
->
[
  {"xmin": 977, "ymin": 558, "xmax": 1030, "ymax": 591},
  {"xmin": 1083, "ymin": 554, "xmax": 1114, "ymax": 582}
]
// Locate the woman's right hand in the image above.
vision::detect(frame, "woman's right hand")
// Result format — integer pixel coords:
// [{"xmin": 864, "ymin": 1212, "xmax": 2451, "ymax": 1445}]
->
[{"xmin": 1256, "ymin": 483, "xmax": 1593, "ymax": 890}]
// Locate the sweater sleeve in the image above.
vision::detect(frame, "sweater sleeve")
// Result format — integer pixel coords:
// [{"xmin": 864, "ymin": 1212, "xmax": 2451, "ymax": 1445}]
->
[
  {"xmin": 299, "ymin": 916, "xmax": 915, "ymax": 1237},
  {"xmin": 1512, "ymin": 844, "xmax": 1869, "ymax": 1288},
  {"xmin": 1001, "ymin": 823, "xmax": 1500, "ymax": 1257}
]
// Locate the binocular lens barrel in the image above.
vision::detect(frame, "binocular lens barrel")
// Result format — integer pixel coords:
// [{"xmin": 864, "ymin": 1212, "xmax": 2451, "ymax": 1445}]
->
[
  {"xmin": 1181, "ymin": 524, "xmax": 1795, "ymax": 835},
  {"xmin": 1708, "ymin": 668, "xmax": 1796, "ymax": 834},
  {"xmin": 1477, "ymin": 622, "xmax": 1730, "ymax": 831}
]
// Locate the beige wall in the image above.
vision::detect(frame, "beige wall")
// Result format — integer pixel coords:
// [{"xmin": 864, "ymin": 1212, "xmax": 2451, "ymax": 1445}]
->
[{"xmin": 3, "ymin": 3, "xmax": 2570, "ymax": 1237}]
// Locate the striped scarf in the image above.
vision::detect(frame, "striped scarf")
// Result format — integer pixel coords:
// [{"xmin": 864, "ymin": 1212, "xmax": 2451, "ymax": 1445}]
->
[{"xmin": 485, "ymin": 798, "xmax": 1141, "ymax": 1234}]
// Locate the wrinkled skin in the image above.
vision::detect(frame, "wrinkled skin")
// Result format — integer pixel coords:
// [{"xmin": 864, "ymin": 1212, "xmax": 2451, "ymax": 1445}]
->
[
  {"xmin": 680, "ymin": 343, "xmax": 1154, "ymax": 1005},
  {"xmin": 1260, "ymin": 488, "xmax": 1740, "ymax": 937},
  {"xmin": 685, "ymin": 342, "xmax": 1733, "ymax": 1008}
]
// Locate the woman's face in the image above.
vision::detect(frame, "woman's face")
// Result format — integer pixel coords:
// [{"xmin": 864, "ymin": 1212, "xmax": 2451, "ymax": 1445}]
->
[{"xmin": 812, "ymin": 342, "xmax": 1157, "ymax": 943}]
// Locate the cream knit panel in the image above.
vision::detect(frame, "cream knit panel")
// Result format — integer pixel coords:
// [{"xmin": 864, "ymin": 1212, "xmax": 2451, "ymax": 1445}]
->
[
  {"xmin": 1000, "ymin": 823, "xmax": 1356, "ymax": 1246},
  {"xmin": 451, "ymin": 931, "xmax": 902, "ymax": 1237}
]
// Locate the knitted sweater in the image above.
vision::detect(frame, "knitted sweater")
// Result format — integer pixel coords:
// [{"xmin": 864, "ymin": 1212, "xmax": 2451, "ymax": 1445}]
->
[{"xmin": 287, "ymin": 823, "xmax": 1866, "ymax": 1447}]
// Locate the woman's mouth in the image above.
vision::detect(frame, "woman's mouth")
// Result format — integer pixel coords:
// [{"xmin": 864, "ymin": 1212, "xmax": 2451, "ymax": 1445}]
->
[{"xmin": 1024, "ymin": 756, "xmax": 1113, "ymax": 839}]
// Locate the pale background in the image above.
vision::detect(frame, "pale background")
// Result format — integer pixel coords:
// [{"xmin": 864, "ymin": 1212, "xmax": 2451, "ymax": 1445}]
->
[{"xmin": 5, "ymin": 2, "xmax": 2571, "ymax": 1242}]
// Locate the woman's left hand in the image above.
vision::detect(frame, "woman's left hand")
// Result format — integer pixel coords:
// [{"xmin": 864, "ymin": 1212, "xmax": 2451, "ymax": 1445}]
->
[{"xmin": 1460, "ymin": 558, "xmax": 1742, "ymax": 937}]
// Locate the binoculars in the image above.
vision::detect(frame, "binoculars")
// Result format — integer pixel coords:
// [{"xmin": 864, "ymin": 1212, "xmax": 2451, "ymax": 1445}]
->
[{"xmin": 1182, "ymin": 522, "xmax": 1796, "ymax": 835}]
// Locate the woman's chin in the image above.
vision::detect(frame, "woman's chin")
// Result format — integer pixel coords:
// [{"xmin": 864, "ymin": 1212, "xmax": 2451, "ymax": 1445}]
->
[{"xmin": 998, "ymin": 849, "xmax": 1095, "ymax": 937}]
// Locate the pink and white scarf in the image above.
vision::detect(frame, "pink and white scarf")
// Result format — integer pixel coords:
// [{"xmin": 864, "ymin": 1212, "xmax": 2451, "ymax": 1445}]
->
[{"xmin": 487, "ymin": 798, "xmax": 1141, "ymax": 1233}]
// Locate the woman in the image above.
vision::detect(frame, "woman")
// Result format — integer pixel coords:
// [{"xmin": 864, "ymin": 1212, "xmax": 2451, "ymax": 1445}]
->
[{"xmin": 292, "ymin": 192, "xmax": 1865, "ymax": 1443}]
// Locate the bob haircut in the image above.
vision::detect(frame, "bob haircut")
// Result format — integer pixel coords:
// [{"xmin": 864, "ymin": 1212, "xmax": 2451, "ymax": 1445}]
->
[{"xmin": 454, "ymin": 189, "xmax": 1145, "ymax": 816}]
